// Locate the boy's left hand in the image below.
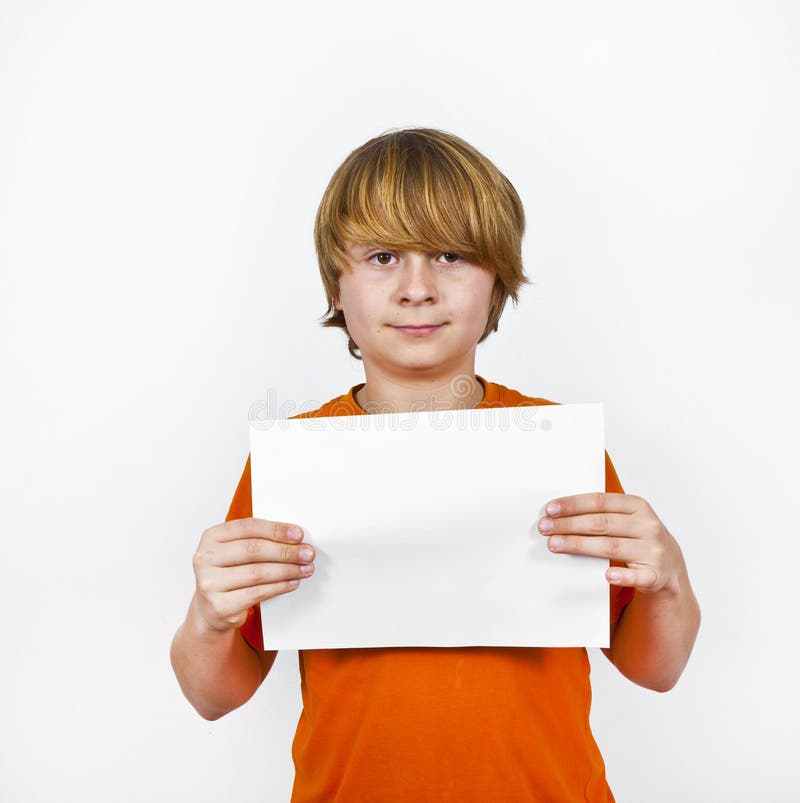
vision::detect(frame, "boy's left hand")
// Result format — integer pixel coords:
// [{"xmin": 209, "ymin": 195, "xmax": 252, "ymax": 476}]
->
[{"xmin": 537, "ymin": 493, "xmax": 686, "ymax": 594}]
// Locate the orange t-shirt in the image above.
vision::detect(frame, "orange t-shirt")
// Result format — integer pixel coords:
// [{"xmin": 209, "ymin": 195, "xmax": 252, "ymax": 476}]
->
[{"xmin": 228, "ymin": 376, "xmax": 634, "ymax": 802}]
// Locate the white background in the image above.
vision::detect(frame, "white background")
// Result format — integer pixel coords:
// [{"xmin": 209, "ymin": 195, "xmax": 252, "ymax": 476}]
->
[{"xmin": 1, "ymin": 2, "xmax": 798, "ymax": 801}]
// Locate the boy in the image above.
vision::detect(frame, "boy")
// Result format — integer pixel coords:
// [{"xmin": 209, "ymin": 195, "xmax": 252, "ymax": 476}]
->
[{"xmin": 170, "ymin": 128, "xmax": 700, "ymax": 801}]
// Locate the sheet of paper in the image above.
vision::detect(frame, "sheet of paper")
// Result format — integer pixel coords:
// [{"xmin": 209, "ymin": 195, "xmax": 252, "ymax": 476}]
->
[{"xmin": 250, "ymin": 401, "xmax": 609, "ymax": 649}]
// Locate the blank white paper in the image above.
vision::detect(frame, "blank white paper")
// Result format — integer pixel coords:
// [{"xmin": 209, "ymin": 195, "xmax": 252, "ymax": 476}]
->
[{"xmin": 250, "ymin": 402, "xmax": 609, "ymax": 649}]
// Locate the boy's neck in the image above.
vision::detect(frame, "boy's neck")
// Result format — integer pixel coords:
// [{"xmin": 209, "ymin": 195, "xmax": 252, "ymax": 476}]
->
[{"xmin": 354, "ymin": 374, "xmax": 486, "ymax": 414}]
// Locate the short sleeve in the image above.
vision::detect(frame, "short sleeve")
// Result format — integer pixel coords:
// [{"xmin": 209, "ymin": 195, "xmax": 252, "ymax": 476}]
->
[
  {"xmin": 225, "ymin": 454, "xmax": 265, "ymax": 651},
  {"xmin": 605, "ymin": 450, "xmax": 635, "ymax": 623}
]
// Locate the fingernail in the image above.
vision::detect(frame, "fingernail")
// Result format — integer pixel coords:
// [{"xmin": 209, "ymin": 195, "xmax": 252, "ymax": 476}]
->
[
  {"xmin": 299, "ymin": 546, "xmax": 313, "ymax": 561},
  {"xmin": 608, "ymin": 569, "xmax": 622, "ymax": 582},
  {"xmin": 539, "ymin": 517, "xmax": 554, "ymax": 533},
  {"xmin": 546, "ymin": 502, "xmax": 561, "ymax": 516},
  {"xmin": 301, "ymin": 562, "xmax": 314, "ymax": 575},
  {"xmin": 288, "ymin": 526, "xmax": 303, "ymax": 541},
  {"xmin": 548, "ymin": 535, "xmax": 564, "ymax": 551}
]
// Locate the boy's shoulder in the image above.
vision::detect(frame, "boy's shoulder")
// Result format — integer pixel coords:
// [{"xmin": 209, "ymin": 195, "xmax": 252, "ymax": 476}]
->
[
  {"xmin": 287, "ymin": 376, "xmax": 560, "ymax": 420},
  {"xmin": 287, "ymin": 386, "xmax": 364, "ymax": 420},
  {"xmin": 480, "ymin": 377, "xmax": 559, "ymax": 409}
]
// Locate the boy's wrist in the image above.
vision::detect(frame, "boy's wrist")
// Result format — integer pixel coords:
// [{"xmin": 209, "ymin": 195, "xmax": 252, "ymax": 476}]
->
[
  {"xmin": 185, "ymin": 594, "xmax": 238, "ymax": 642},
  {"xmin": 636, "ymin": 563, "xmax": 692, "ymax": 607}
]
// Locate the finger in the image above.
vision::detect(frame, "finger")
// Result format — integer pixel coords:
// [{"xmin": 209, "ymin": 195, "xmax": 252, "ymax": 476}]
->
[
  {"xmin": 538, "ymin": 511, "xmax": 641, "ymax": 539},
  {"xmin": 197, "ymin": 538, "xmax": 315, "ymax": 569},
  {"xmin": 546, "ymin": 533, "xmax": 648, "ymax": 563},
  {"xmin": 201, "ymin": 560, "xmax": 315, "ymax": 594},
  {"xmin": 606, "ymin": 565, "xmax": 659, "ymax": 591},
  {"xmin": 204, "ymin": 517, "xmax": 306, "ymax": 546},
  {"xmin": 210, "ymin": 579, "xmax": 303, "ymax": 621},
  {"xmin": 543, "ymin": 492, "xmax": 642, "ymax": 518}
]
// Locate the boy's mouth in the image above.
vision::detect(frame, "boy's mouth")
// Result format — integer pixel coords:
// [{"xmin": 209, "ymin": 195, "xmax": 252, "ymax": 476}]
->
[{"xmin": 390, "ymin": 323, "xmax": 445, "ymax": 336}]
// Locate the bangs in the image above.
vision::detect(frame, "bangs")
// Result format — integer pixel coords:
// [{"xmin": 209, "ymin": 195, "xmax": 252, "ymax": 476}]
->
[{"xmin": 329, "ymin": 135, "xmax": 497, "ymax": 265}]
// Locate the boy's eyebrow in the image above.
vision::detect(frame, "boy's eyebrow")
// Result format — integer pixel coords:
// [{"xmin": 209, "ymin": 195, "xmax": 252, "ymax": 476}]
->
[
  {"xmin": 349, "ymin": 244, "xmax": 448, "ymax": 257},
  {"xmin": 344, "ymin": 242, "xmax": 376, "ymax": 257}
]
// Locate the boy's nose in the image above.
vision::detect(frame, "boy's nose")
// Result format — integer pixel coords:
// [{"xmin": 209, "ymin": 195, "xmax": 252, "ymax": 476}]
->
[{"xmin": 395, "ymin": 255, "xmax": 440, "ymax": 303}]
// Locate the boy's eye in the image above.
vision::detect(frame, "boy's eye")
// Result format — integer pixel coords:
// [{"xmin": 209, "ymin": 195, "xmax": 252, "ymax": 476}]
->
[
  {"xmin": 365, "ymin": 251, "xmax": 463, "ymax": 268},
  {"xmin": 370, "ymin": 252, "xmax": 395, "ymax": 266}
]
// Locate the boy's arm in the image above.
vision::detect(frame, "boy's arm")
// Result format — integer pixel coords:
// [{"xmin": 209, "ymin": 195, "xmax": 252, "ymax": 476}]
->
[
  {"xmin": 602, "ymin": 553, "xmax": 700, "ymax": 691},
  {"xmin": 171, "ymin": 593, "xmax": 277, "ymax": 720},
  {"xmin": 537, "ymin": 492, "xmax": 700, "ymax": 692}
]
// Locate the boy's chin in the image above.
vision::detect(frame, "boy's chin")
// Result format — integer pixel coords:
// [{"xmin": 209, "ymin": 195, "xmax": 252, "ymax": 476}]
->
[{"xmin": 366, "ymin": 353, "xmax": 465, "ymax": 376}]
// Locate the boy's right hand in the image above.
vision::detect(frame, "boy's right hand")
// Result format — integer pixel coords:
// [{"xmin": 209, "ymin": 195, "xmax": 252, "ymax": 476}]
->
[{"xmin": 190, "ymin": 518, "xmax": 314, "ymax": 633}]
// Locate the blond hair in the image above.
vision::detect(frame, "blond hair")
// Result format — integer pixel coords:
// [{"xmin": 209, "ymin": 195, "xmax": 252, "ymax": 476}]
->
[{"xmin": 314, "ymin": 127, "xmax": 530, "ymax": 359}]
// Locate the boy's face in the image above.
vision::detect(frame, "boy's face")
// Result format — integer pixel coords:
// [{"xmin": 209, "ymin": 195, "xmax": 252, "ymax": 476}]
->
[{"xmin": 334, "ymin": 242, "xmax": 496, "ymax": 377}]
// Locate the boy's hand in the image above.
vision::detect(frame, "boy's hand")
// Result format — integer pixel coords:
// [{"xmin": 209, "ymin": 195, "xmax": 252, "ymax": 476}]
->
[
  {"xmin": 537, "ymin": 493, "xmax": 686, "ymax": 594},
  {"xmin": 191, "ymin": 517, "xmax": 314, "ymax": 632}
]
